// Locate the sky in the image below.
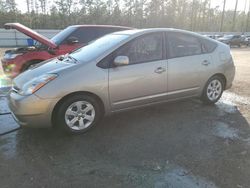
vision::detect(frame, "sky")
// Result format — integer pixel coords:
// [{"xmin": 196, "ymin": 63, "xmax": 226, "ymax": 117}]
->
[
  {"xmin": 15, "ymin": 0, "xmax": 250, "ymax": 13},
  {"xmin": 211, "ymin": 0, "xmax": 249, "ymax": 12}
]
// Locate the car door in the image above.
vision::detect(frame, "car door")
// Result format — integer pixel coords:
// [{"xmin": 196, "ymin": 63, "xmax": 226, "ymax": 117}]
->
[
  {"xmin": 108, "ymin": 32, "xmax": 167, "ymax": 110},
  {"xmin": 166, "ymin": 32, "xmax": 215, "ymax": 100}
]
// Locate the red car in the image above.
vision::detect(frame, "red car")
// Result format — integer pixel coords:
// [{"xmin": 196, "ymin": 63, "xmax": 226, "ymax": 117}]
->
[{"xmin": 1, "ymin": 23, "xmax": 132, "ymax": 77}]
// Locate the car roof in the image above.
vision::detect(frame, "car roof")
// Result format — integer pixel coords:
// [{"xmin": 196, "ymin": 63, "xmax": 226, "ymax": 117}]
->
[
  {"xmin": 67, "ymin": 25, "xmax": 134, "ymax": 30},
  {"xmin": 113, "ymin": 28, "xmax": 208, "ymax": 38},
  {"xmin": 112, "ymin": 28, "xmax": 222, "ymax": 46}
]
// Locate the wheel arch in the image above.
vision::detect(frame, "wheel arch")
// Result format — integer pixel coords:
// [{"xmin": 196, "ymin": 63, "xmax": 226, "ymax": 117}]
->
[
  {"xmin": 209, "ymin": 73, "xmax": 227, "ymax": 89},
  {"xmin": 51, "ymin": 91, "xmax": 105, "ymax": 126},
  {"xmin": 21, "ymin": 59, "xmax": 44, "ymax": 72}
]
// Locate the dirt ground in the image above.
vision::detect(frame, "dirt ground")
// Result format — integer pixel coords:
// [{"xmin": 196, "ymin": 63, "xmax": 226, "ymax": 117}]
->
[
  {"xmin": 230, "ymin": 48, "xmax": 250, "ymax": 97},
  {"xmin": 0, "ymin": 48, "xmax": 250, "ymax": 188}
]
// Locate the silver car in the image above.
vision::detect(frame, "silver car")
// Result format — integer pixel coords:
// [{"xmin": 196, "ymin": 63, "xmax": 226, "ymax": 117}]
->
[{"xmin": 7, "ymin": 29, "xmax": 235, "ymax": 134}]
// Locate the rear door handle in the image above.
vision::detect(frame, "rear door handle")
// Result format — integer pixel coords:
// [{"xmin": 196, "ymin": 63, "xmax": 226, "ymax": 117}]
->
[
  {"xmin": 155, "ymin": 67, "xmax": 166, "ymax": 74},
  {"xmin": 202, "ymin": 60, "xmax": 210, "ymax": 66}
]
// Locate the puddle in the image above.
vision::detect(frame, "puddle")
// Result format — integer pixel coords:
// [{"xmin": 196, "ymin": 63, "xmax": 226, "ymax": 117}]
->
[
  {"xmin": 0, "ymin": 75, "xmax": 11, "ymax": 96},
  {"xmin": 213, "ymin": 122, "xmax": 239, "ymax": 140},
  {"xmin": 0, "ymin": 131, "xmax": 17, "ymax": 159},
  {"xmin": 0, "ymin": 114, "xmax": 20, "ymax": 135},
  {"xmin": 0, "ymin": 86, "xmax": 11, "ymax": 96},
  {"xmin": 222, "ymin": 92, "xmax": 250, "ymax": 106},
  {"xmin": 0, "ymin": 97, "xmax": 10, "ymax": 114},
  {"xmin": 216, "ymin": 91, "xmax": 250, "ymax": 115},
  {"xmin": 216, "ymin": 100, "xmax": 238, "ymax": 114},
  {"xmin": 155, "ymin": 166, "xmax": 217, "ymax": 188}
]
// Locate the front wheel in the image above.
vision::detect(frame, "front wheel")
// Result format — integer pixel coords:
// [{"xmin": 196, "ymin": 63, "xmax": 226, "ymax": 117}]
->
[
  {"xmin": 201, "ymin": 76, "xmax": 224, "ymax": 104},
  {"xmin": 56, "ymin": 95, "xmax": 102, "ymax": 134}
]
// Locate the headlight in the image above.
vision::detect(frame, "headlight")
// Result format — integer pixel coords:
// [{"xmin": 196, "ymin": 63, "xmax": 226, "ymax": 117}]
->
[
  {"xmin": 20, "ymin": 74, "xmax": 57, "ymax": 95},
  {"xmin": 4, "ymin": 53, "xmax": 23, "ymax": 60}
]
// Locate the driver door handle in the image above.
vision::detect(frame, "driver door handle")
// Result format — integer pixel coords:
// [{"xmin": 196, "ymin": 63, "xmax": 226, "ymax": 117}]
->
[
  {"xmin": 202, "ymin": 60, "xmax": 210, "ymax": 66},
  {"xmin": 155, "ymin": 67, "xmax": 166, "ymax": 74}
]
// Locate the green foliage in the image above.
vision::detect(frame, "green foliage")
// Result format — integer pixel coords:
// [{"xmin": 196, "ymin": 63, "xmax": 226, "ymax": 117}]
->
[{"xmin": 0, "ymin": 0, "xmax": 249, "ymax": 32}]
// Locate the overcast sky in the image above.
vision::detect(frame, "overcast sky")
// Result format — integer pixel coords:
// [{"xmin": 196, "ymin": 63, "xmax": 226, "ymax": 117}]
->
[
  {"xmin": 211, "ymin": 0, "xmax": 249, "ymax": 11},
  {"xmin": 16, "ymin": 0, "xmax": 250, "ymax": 13}
]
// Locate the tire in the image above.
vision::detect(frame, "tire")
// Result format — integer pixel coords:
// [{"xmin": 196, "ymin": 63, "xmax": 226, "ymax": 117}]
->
[
  {"xmin": 56, "ymin": 94, "xmax": 102, "ymax": 134},
  {"xmin": 201, "ymin": 76, "xmax": 225, "ymax": 105}
]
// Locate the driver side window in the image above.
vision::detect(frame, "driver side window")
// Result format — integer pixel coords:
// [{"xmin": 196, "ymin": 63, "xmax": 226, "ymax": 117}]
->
[{"xmin": 116, "ymin": 33, "xmax": 164, "ymax": 65}]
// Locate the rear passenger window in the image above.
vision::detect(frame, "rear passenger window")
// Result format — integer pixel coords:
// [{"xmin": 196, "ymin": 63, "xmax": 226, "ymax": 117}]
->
[
  {"xmin": 167, "ymin": 32, "xmax": 202, "ymax": 58},
  {"xmin": 201, "ymin": 38, "xmax": 217, "ymax": 53}
]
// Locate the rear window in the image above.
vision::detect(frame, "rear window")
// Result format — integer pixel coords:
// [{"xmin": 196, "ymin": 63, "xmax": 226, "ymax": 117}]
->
[
  {"xmin": 167, "ymin": 32, "xmax": 202, "ymax": 58},
  {"xmin": 201, "ymin": 38, "xmax": 218, "ymax": 53}
]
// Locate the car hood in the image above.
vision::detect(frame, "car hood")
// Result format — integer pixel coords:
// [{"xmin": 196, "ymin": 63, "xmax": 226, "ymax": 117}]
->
[
  {"xmin": 4, "ymin": 23, "xmax": 57, "ymax": 49},
  {"xmin": 13, "ymin": 58, "xmax": 76, "ymax": 91}
]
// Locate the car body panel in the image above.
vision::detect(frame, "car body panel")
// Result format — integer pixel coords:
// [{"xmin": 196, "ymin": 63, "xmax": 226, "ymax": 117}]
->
[
  {"xmin": 167, "ymin": 53, "xmax": 214, "ymax": 99},
  {"xmin": 7, "ymin": 28, "xmax": 236, "ymax": 128},
  {"xmin": 8, "ymin": 91, "xmax": 58, "ymax": 127},
  {"xmin": 4, "ymin": 23, "xmax": 57, "ymax": 48},
  {"xmin": 109, "ymin": 59, "xmax": 167, "ymax": 110}
]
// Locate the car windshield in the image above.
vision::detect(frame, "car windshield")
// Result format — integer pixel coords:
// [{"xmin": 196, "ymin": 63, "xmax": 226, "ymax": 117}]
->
[
  {"xmin": 51, "ymin": 26, "xmax": 76, "ymax": 45},
  {"xmin": 70, "ymin": 34, "xmax": 129, "ymax": 63}
]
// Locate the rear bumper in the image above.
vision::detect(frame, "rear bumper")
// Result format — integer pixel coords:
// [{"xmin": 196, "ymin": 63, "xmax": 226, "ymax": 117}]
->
[
  {"xmin": 8, "ymin": 91, "xmax": 59, "ymax": 128},
  {"xmin": 224, "ymin": 63, "xmax": 235, "ymax": 90}
]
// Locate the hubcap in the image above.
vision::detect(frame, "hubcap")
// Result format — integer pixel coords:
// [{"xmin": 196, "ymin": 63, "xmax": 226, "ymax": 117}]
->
[
  {"xmin": 65, "ymin": 101, "xmax": 95, "ymax": 131},
  {"xmin": 207, "ymin": 79, "xmax": 222, "ymax": 101}
]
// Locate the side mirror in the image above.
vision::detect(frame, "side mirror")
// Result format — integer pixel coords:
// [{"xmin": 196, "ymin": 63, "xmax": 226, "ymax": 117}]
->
[
  {"xmin": 113, "ymin": 56, "xmax": 129, "ymax": 67},
  {"xmin": 67, "ymin": 37, "xmax": 79, "ymax": 45}
]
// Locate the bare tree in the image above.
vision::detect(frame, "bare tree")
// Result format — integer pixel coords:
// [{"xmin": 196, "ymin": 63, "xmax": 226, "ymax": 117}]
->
[
  {"xmin": 26, "ymin": 0, "xmax": 30, "ymax": 13},
  {"xmin": 38, "ymin": 0, "xmax": 47, "ymax": 14},
  {"xmin": 220, "ymin": 0, "xmax": 226, "ymax": 32},
  {"xmin": 246, "ymin": 0, "xmax": 250, "ymax": 31},
  {"xmin": 232, "ymin": 0, "xmax": 238, "ymax": 31}
]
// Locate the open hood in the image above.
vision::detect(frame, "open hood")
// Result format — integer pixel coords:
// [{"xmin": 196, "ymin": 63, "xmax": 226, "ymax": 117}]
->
[{"xmin": 4, "ymin": 23, "xmax": 57, "ymax": 49}]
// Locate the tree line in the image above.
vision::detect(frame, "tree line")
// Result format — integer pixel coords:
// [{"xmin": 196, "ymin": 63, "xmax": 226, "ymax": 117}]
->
[{"xmin": 0, "ymin": 0, "xmax": 249, "ymax": 32}]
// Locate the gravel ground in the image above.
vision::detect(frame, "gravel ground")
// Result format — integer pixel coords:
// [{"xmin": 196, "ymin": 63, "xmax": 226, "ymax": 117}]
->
[{"xmin": 0, "ymin": 48, "xmax": 250, "ymax": 188}]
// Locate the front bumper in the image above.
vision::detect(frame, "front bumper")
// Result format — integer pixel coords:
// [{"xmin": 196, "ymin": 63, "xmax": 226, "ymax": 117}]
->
[{"xmin": 8, "ymin": 90, "xmax": 59, "ymax": 128}]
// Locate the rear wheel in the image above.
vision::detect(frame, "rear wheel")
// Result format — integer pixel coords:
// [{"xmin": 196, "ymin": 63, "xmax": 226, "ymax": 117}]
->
[
  {"xmin": 56, "ymin": 95, "xmax": 102, "ymax": 134},
  {"xmin": 201, "ymin": 76, "xmax": 225, "ymax": 104}
]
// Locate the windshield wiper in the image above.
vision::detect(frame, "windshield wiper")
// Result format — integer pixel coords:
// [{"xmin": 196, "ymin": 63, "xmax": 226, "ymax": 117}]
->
[
  {"xmin": 67, "ymin": 55, "xmax": 79, "ymax": 64},
  {"xmin": 57, "ymin": 55, "xmax": 66, "ymax": 61}
]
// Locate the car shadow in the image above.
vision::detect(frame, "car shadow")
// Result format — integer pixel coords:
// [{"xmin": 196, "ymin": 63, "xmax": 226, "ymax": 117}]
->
[{"xmin": 1, "ymin": 97, "xmax": 250, "ymax": 187}]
